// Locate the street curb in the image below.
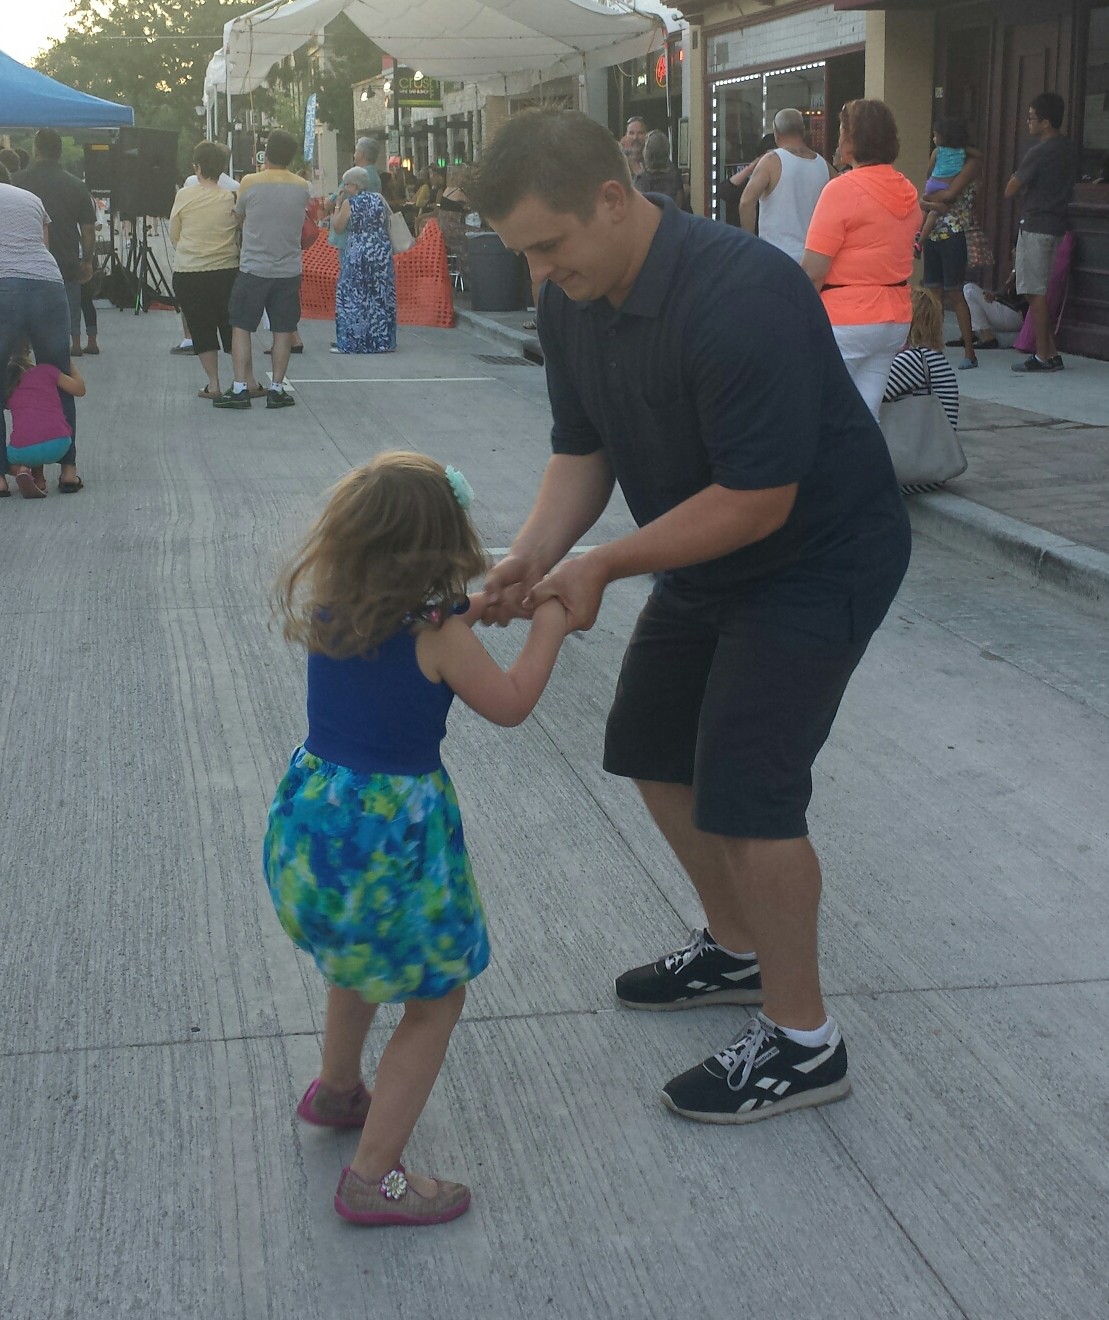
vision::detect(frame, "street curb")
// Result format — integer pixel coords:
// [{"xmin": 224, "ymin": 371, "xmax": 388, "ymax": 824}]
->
[
  {"xmin": 455, "ymin": 307, "xmax": 542, "ymax": 360},
  {"xmin": 909, "ymin": 491, "xmax": 1109, "ymax": 617}
]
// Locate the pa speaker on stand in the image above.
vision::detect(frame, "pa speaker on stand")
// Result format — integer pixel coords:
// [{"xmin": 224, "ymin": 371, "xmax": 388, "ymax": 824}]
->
[{"xmin": 113, "ymin": 126, "xmax": 179, "ymax": 313}]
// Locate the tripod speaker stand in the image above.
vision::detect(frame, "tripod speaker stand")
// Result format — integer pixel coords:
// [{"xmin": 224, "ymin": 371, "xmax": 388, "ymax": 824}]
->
[{"xmin": 121, "ymin": 214, "xmax": 176, "ymax": 313}]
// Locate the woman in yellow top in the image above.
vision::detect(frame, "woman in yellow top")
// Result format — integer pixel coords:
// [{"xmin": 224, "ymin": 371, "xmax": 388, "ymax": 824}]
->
[{"xmin": 169, "ymin": 141, "xmax": 241, "ymax": 400}]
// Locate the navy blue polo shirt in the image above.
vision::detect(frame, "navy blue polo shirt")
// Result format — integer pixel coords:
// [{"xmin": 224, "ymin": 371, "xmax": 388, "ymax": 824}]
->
[{"xmin": 537, "ymin": 198, "xmax": 910, "ymax": 628}]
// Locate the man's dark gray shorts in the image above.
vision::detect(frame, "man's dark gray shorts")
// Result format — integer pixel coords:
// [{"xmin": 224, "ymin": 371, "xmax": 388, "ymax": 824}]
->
[
  {"xmin": 228, "ymin": 272, "xmax": 302, "ymax": 334},
  {"xmin": 604, "ymin": 584, "xmax": 873, "ymax": 839}
]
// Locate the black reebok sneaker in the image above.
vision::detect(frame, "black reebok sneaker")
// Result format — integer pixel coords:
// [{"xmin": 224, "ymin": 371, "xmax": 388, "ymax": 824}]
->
[
  {"xmin": 662, "ymin": 1013, "xmax": 850, "ymax": 1124},
  {"xmin": 266, "ymin": 388, "xmax": 295, "ymax": 409},
  {"xmin": 614, "ymin": 928, "xmax": 762, "ymax": 1010},
  {"xmin": 212, "ymin": 386, "xmax": 251, "ymax": 409}
]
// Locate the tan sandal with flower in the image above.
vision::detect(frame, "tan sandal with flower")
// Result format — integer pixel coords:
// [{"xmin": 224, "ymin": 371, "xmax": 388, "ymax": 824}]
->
[{"xmin": 334, "ymin": 1164, "xmax": 470, "ymax": 1227}]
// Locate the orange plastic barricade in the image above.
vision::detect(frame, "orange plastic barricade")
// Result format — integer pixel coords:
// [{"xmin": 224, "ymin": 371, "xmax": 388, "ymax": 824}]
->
[
  {"xmin": 300, "ymin": 230, "xmax": 340, "ymax": 319},
  {"xmin": 298, "ymin": 220, "xmax": 455, "ymax": 328},
  {"xmin": 395, "ymin": 219, "xmax": 455, "ymax": 328}
]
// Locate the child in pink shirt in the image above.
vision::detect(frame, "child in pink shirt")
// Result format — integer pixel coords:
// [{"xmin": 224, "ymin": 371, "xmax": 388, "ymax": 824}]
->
[{"xmin": 3, "ymin": 356, "xmax": 85, "ymax": 499}]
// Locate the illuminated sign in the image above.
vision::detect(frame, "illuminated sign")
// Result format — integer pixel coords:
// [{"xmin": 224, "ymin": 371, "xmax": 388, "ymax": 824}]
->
[
  {"xmin": 655, "ymin": 53, "xmax": 668, "ymax": 89},
  {"xmin": 396, "ymin": 68, "xmax": 442, "ymax": 108}
]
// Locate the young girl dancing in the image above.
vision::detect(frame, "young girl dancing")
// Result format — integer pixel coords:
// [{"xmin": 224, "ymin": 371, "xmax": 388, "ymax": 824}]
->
[
  {"xmin": 3, "ymin": 353, "xmax": 85, "ymax": 499},
  {"xmin": 266, "ymin": 451, "xmax": 569, "ymax": 1228}
]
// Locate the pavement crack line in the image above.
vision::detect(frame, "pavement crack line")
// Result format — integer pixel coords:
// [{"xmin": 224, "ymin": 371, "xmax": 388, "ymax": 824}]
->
[
  {"xmin": 897, "ymin": 599, "xmax": 1109, "ymax": 722},
  {"xmin": 818, "ymin": 1112, "xmax": 973, "ymax": 1320},
  {"xmin": 5, "ymin": 977, "xmax": 1105, "ymax": 1061}
]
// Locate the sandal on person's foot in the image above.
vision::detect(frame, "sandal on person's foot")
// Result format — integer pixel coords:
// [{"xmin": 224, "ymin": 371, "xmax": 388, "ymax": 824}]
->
[
  {"xmin": 296, "ymin": 1078, "xmax": 371, "ymax": 1128},
  {"xmin": 334, "ymin": 1165, "xmax": 470, "ymax": 1227},
  {"xmin": 84, "ymin": 345, "xmax": 100, "ymax": 356},
  {"xmin": 58, "ymin": 476, "xmax": 84, "ymax": 494},
  {"xmin": 197, "ymin": 385, "xmax": 223, "ymax": 400},
  {"xmin": 15, "ymin": 471, "xmax": 46, "ymax": 499}
]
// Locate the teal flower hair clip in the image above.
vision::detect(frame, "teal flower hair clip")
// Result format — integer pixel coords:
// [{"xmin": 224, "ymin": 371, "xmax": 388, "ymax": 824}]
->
[{"xmin": 444, "ymin": 465, "xmax": 474, "ymax": 509}]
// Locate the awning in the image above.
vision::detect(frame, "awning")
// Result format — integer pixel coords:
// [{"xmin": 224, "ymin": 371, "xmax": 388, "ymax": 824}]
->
[
  {"xmin": 206, "ymin": 0, "xmax": 671, "ymax": 100},
  {"xmin": 0, "ymin": 47, "xmax": 134, "ymax": 130}
]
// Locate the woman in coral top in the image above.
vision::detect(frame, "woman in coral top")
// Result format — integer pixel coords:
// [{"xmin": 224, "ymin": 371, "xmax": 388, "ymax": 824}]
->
[{"xmin": 802, "ymin": 100, "xmax": 922, "ymax": 419}]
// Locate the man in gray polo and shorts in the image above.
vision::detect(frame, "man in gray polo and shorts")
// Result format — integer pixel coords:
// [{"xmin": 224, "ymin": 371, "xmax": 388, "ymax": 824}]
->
[
  {"xmin": 215, "ymin": 128, "xmax": 309, "ymax": 410},
  {"xmin": 1005, "ymin": 92, "xmax": 1077, "ymax": 374}
]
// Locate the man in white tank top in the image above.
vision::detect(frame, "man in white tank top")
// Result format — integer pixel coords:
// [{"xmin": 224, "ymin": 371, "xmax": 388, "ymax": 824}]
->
[{"xmin": 739, "ymin": 108, "xmax": 833, "ymax": 263}]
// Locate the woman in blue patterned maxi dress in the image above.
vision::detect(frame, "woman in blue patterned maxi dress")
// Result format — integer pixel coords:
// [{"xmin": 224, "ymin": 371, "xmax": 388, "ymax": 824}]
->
[{"xmin": 332, "ymin": 170, "xmax": 397, "ymax": 354}]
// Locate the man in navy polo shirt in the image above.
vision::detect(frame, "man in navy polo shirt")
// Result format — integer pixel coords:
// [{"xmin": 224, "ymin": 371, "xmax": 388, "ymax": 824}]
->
[{"xmin": 468, "ymin": 110, "xmax": 911, "ymax": 1125}]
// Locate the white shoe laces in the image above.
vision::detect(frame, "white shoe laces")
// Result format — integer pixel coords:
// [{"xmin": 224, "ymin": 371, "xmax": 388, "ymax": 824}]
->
[
  {"xmin": 662, "ymin": 927, "xmax": 712, "ymax": 972},
  {"xmin": 713, "ymin": 1016, "xmax": 773, "ymax": 1092}
]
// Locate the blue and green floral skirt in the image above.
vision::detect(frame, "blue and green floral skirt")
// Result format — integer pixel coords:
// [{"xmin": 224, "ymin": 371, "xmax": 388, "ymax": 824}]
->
[{"xmin": 264, "ymin": 747, "xmax": 489, "ymax": 1002}]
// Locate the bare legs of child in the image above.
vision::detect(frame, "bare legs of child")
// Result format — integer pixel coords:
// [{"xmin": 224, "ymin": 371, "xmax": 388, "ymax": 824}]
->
[{"xmin": 308, "ymin": 983, "xmax": 470, "ymax": 1224}]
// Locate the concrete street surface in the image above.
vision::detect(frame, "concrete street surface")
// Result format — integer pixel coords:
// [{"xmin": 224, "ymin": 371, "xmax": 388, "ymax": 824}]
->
[{"xmin": 1, "ymin": 310, "xmax": 1106, "ymax": 1320}]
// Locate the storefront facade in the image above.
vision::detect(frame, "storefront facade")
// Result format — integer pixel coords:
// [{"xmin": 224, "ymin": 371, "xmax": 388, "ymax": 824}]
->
[
  {"xmin": 836, "ymin": 0, "xmax": 1109, "ymax": 358},
  {"xmin": 701, "ymin": 4, "xmax": 868, "ymax": 218}
]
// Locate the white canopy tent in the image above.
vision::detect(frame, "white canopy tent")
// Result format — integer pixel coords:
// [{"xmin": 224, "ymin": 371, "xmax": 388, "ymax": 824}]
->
[{"xmin": 204, "ymin": 0, "xmax": 673, "ymax": 106}]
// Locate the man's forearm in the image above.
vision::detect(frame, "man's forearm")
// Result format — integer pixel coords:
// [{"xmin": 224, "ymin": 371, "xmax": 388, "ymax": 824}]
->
[
  {"xmin": 511, "ymin": 451, "xmax": 614, "ymax": 570},
  {"xmin": 591, "ymin": 482, "xmax": 795, "ymax": 583},
  {"xmin": 739, "ymin": 199, "xmax": 758, "ymax": 233},
  {"xmin": 80, "ymin": 224, "xmax": 96, "ymax": 260}
]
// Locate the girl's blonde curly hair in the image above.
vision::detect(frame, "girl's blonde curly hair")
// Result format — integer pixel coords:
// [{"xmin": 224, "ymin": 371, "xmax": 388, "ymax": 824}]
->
[{"xmin": 276, "ymin": 451, "xmax": 487, "ymax": 658}]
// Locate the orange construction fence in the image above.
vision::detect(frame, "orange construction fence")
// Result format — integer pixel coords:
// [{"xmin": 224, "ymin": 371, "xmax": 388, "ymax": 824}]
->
[{"xmin": 300, "ymin": 218, "xmax": 455, "ymax": 329}]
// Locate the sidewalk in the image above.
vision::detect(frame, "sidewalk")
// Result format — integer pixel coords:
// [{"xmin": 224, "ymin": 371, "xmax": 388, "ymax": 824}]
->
[{"xmin": 456, "ymin": 300, "xmax": 1109, "ymax": 615}]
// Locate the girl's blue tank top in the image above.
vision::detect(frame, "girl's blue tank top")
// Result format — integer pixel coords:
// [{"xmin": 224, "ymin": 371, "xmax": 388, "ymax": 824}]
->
[{"xmin": 304, "ymin": 629, "xmax": 455, "ymax": 776}]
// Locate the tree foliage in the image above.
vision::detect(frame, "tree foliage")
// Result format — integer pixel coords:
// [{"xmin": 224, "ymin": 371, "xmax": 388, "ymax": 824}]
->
[{"xmin": 34, "ymin": 2, "xmax": 383, "ymax": 169}]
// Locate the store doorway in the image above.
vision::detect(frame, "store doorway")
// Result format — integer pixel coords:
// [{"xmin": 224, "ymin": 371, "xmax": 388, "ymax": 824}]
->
[{"xmin": 825, "ymin": 50, "xmax": 865, "ymax": 161}]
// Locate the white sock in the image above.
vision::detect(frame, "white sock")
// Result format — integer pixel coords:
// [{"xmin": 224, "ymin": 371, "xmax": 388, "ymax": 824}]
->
[
  {"xmin": 233, "ymin": 380, "xmax": 247, "ymax": 392},
  {"xmin": 770, "ymin": 1016, "xmax": 835, "ymax": 1048},
  {"xmin": 705, "ymin": 929, "xmax": 757, "ymax": 961},
  {"xmin": 179, "ymin": 338, "xmax": 193, "ymax": 348}
]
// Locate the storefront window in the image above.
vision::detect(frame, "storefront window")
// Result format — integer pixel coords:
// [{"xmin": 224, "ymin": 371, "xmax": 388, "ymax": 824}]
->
[
  {"xmin": 711, "ymin": 62, "xmax": 826, "ymax": 219},
  {"xmin": 1082, "ymin": 6, "xmax": 1109, "ymax": 180}
]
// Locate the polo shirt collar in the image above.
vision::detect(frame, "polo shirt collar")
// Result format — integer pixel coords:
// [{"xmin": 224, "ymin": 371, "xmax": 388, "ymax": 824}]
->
[{"xmin": 597, "ymin": 195, "xmax": 686, "ymax": 321}]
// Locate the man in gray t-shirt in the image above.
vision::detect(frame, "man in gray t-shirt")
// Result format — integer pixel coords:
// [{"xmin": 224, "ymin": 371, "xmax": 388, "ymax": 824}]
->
[
  {"xmin": 216, "ymin": 129, "xmax": 309, "ymax": 410},
  {"xmin": 1004, "ymin": 91, "xmax": 1077, "ymax": 373}
]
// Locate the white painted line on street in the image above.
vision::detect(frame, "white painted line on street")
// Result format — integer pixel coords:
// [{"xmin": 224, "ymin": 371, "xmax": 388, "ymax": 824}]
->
[{"xmin": 286, "ymin": 376, "xmax": 496, "ymax": 384}]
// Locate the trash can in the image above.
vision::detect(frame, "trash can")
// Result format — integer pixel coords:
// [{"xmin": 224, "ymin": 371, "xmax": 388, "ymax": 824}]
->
[{"xmin": 466, "ymin": 232, "xmax": 529, "ymax": 312}]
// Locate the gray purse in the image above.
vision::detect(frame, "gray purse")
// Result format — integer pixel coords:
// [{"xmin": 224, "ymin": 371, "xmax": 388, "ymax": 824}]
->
[{"xmin": 878, "ymin": 350, "xmax": 967, "ymax": 488}]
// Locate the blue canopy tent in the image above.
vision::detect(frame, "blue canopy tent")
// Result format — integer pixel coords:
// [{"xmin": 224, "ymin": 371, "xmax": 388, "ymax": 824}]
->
[{"xmin": 0, "ymin": 48, "xmax": 133, "ymax": 129}]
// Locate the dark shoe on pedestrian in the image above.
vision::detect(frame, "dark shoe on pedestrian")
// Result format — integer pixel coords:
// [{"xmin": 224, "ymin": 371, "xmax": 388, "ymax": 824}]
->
[
  {"xmin": 266, "ymin": 388, "xmax": 295, "ymax": 409},
  {"xmin": 58, "ymin": 476, "xmax": 84, "ymax": 493},
  {"xmin": 334, "ymin": 1165, "xmax": 470, "ymax": 1227},
  {"xmin": 170, "ymin": 342, "xmax": 196, "ymax": 355},
  {"xmin": 946, "ymin": 333, "xmax": 978, "ymax": 347},
  {"xmin": 975, "ymin": 337, "xmax": 1001, "ymax": 349},
  {"xmin": 296, "ymin": 1078, "xmax": 371, "ymax": 1129},
  {"xmin": 662, "ymin": 1013, "xmax": 850, "ymax": 1125},
  {"xmin": 615, "ymin": 927, "xmax": 761, "ymax": 1010},
  {"xmin": 213, "ymin": 386, "xmax": 252, "ymax": 409},
  {"xmin": 1011, "ymin": 354, "xmax": 1063, "ymax": 373}
]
